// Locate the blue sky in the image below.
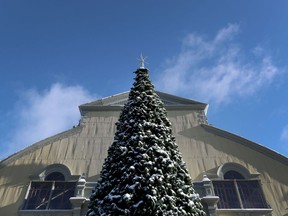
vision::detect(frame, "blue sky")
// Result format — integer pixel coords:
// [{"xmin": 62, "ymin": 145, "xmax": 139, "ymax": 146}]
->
[{"xmin": 1, "ymin": 1, "xmax": 288, "ymax": 159}]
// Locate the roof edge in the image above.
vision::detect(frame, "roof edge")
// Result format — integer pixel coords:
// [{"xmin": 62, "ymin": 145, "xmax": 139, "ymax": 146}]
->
[
  {"xmin": 79, "ymin": 91, "xmax": 208, "ymax": 114},
  {"xmin": 79, "ymin": 104, "xmax": 208, "ymax": 115},
  {"xmin": 201, "ymin": 124, "xmax": 288, "ymax": 166},
  {"xmin": 155, "ymin": 91, "xmax": 207, "ymax": 106},
  {"xmin": 80, "ymin": 91, "xmax": 130, "ymax": 107}
]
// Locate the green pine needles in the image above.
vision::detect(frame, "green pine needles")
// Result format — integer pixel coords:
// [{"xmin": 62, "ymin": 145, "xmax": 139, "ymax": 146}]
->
[{"xmin": 87, "ymin": 68, "xmax": 205, "ymax": 216}]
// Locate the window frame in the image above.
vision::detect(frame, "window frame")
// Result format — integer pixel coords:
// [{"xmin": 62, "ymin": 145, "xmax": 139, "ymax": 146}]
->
[
  {"xmin": 21, "ymin": 164, "xmax": 81, "ymax": 213},
  {"xmin": 212, "ymin": 179, "xmax": 270, "ymax": 209},
  {"xmin": 212, "ymin": 163, "xmax": 271, "ymax": 211},
  {"xmin": 23, "ymin": 180, "xmax": 77, "ymax": 210}
]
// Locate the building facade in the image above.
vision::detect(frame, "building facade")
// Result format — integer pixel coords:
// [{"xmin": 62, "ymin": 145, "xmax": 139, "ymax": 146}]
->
[{"xmin": 0, "ymin": 91, "xmax": 287, "ymax": 216}]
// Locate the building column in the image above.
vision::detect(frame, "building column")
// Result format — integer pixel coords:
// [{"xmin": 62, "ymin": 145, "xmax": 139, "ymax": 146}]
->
[
  {"xmin": 201, "ymin": 175, "xmax": 219, "ymax": 216},
  {"xmin": 70, "ymin": 176, "xmax": 87, "ymax": 216}
]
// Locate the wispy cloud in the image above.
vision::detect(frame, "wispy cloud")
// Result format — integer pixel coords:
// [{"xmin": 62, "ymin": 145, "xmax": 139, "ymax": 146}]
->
[
  {"xmin": 281, "ymin": 125, "xmax": 288, "ymax": 142},
  {"xmin": 156, "ymin": 24, "xmax": 281, "ymax": 105},
  {"xmin": 2, "ymin": 83, "xmax": 94, "ymax": 159}
]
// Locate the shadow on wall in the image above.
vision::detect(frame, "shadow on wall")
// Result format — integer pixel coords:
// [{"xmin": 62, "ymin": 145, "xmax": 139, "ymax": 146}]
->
[
  {"xmin": 0, "ymin": 163, "xmax": 46, "ymax": 187},
  {"xmin": 0, "ymin": 202, "xmax": 20, "ymax": 216},
  {"xmin": 0, "ymin": 163, "xmax": 46, "ymax": 215},
  {"xmin": 86, "ymin": 174, "xmax": 100, "ymax": 182}
]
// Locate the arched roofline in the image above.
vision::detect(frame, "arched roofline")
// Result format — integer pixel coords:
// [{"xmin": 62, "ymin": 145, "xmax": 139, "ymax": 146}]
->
[
  {"xmin": 201, "ymin": 124, "xmax": 288, "ymax": 166},
  {"xmin": 0, "ymin": 126, "xmax": 82, "ymax": 169}
]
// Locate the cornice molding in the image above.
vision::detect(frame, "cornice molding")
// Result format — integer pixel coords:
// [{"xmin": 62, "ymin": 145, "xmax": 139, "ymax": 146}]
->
[
  {"xmin": 80, "ymin": 104, "xmax": 207, "ymax": 112},
  {"xmin": 79, "ymin": 91, "xmax": 208, "ymax": 115}
]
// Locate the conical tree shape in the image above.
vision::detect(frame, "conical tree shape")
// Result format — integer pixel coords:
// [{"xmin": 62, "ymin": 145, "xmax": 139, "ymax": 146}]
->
[{"xmin": 87, "ymin": 68, "xmax": 205, "ymax": 216}]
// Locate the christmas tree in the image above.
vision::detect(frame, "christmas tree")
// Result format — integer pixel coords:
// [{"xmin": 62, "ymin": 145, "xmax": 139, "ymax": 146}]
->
[{"xmin": 87, "ymin": 63, "xmax": 205, "ymax": 215}]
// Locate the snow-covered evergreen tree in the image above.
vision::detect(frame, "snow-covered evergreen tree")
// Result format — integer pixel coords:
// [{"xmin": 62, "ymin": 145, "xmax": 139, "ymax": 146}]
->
[{"xmin": 87, "ymin": 67, "xmax": 205, "ymax": 216}]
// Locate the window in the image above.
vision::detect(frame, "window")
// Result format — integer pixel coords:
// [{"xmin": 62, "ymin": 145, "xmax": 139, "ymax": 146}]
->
[
  {"xmin": 237, "ymin": 180, "xmax": 268, "ymax": 208},
  {"xmin": 45, "ymin": 172, "xmax": 65, "ymax": 181},
  {"xmin": 213, "ymin": 170, "xmax": 269, "ymax": 209},
  {"xmin": 23, "ymin": 171, "xmax": 76, "ymax": 210},
  {"xmin": 224, "ymin": 170, "xmax": 244, "ymax": 179},
  {"xmin": 213, "ymin": 180, "xmax": 240, "ymax": 208},
  {"xmin": 213, "ymin": 180, "xmax": 269, "ymax": 209},
  {"xmin": 24, "ymin": 182, "xmax": 53, "ymax": 210}
]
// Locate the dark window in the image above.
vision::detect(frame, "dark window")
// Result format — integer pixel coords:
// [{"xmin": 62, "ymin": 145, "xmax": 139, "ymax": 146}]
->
[
  {"xmin": 23, "ymin": 182, "xmax": 53, "ymax": 210},
  {"xmin": 237, "ymin": 181, "xmax": 268, "ymax": 208},
  {"xmin": 224, "ymin": 171, "xmax": 244, "ymax": 179},
  {"xmin": 213, "ymin": 181, "xmax": 240, "ymax": 208},
  {"xmin": 45, "ymin": 172, "xmax": 65, "ymax": 181},
  {"xmin": 23, "ymin": 181, "xmax": 76, "ymax": 210},
  {"xmin": 49, "ymin": 182, "xmax": 76, "ymax": 209},
  {"xmin": 213, "ymin": 180, "xmax": 269, "ymax": 209}
]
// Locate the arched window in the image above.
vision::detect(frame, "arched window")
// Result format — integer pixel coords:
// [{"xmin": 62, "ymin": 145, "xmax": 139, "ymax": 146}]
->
[
  {"xmin": 224, "ymin": 170, "xmax": 244, "ymax": 179},
  {"xmin": 45, "ymin": 172, "xmax": 65, "ymax": 181},
  {"xmin": 23, "ymin": 164, "xmax": 77, "ymax": 210},
  {"xmin": 212, "ymin": 163, "xmax": 270, "ymax": 209}
]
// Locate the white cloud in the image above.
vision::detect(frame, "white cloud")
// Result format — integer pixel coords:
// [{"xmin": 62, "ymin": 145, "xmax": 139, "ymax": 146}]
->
[
  {"xmin": 281, "ymin": 125, "xmax": 288, "ymax": 142},
  {"xmin": 2, "ymin": 83, "xmax": 94, "ymax": 159},
  {"xmin": 214, "ymin": 23, "xmax": 239, "ymax": 43},
  {"xmin": 156, "ymin": 24, "xmax": 281, "ymax": 105}
]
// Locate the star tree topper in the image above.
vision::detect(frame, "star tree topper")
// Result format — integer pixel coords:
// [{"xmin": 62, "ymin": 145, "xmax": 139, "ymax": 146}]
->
[{"xmin": 138, "ymin": 54, "xmax": 148, "ymax": 69}]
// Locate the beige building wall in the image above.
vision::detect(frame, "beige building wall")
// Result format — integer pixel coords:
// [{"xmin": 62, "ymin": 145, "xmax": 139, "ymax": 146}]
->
[{"xmin": 0, "ymin": 97, "xmax": 287, "ymax": 216}]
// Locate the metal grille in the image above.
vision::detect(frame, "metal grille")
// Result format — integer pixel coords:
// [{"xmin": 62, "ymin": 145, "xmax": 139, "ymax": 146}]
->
[
  {"xmin": 213, "ymin": 181, "xmax": 240, "ymax": 208},
  {"xmin": 237, "ymin": 180, "xmax": 269, "ymax": 208},
  {"xmin": 213, "ymin": 180, "xmax": 269, "ymax": 209},
  {"xmin": 23, "ymin": 181, "xmax": 76, "ymax": 210}
]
